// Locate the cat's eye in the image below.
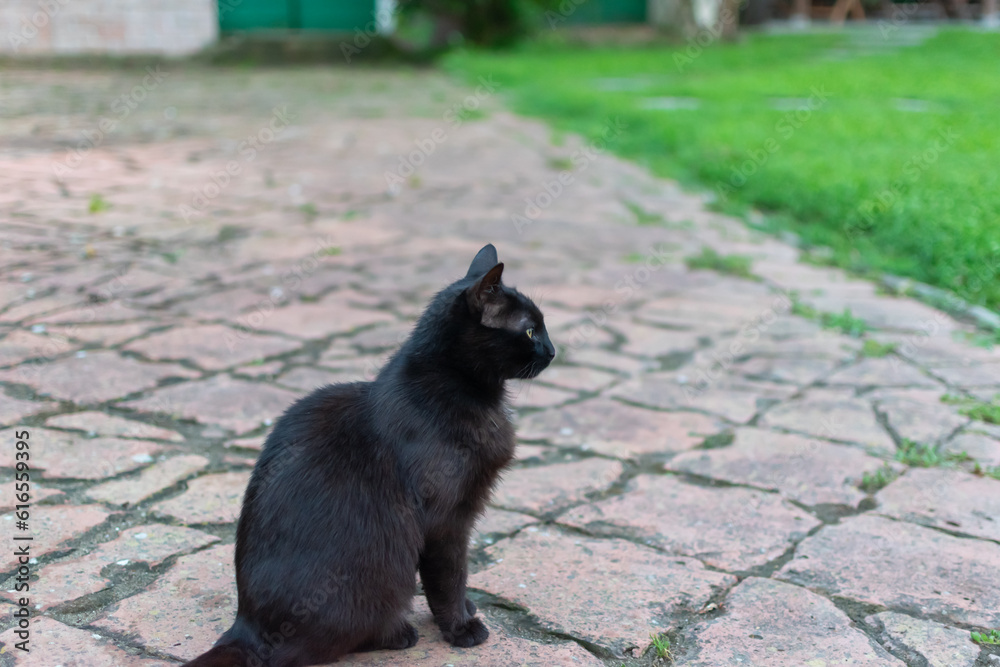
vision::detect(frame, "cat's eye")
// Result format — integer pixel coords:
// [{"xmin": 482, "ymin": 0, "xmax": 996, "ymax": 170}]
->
[{"xmin": 526, "ymin": 328, "xmax": 534, "ymax": 339}]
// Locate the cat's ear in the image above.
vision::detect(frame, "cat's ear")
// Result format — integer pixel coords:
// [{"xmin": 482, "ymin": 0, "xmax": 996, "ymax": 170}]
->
[
  {"xmin": 466, "ymin": 262, "xmax": 504, "ymax": 313},
  {"xmin": 465, "ymin": 244, "xmax": 499, "ymax": 279}
]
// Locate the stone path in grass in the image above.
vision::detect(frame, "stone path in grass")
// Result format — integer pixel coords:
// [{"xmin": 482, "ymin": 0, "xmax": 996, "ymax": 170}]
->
[{"xmin": 1, "ymin": 66, "xmax": 999, "ymax": 667}]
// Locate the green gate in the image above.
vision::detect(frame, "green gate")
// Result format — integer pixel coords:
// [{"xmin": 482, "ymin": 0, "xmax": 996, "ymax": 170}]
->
[
  {"xmin": 563, "ymin": 0, "xmax": 648, "ymax": 23},
  {"xmin": 219, "ymin": 0, "xmax": 377, "ymax": 31}
]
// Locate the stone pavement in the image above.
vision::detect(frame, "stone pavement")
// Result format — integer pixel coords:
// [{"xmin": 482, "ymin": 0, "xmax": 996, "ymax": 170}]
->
[{"xmin": 1, "ymin": 66, "xmax": 999, "ymax": 667}]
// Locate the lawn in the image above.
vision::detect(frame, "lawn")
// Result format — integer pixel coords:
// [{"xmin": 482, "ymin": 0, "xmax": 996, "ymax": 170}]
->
[{"xmin": 443, "ymin": 30, "xmax": 1000, "ymax": 314}]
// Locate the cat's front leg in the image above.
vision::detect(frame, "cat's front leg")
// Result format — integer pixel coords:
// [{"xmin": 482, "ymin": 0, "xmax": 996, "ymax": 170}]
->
[{"xmin": 419, "ymin": 528, "xmax": 488, "ymax": 648}]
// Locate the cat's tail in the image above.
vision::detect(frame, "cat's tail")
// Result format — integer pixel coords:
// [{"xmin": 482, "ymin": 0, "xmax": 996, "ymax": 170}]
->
[{"xmin": 183, "ymin": 619, "xmax": 263, "ymax": 667}]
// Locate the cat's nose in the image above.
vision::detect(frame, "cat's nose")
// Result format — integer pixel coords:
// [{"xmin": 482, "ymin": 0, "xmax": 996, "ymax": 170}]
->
[{"xmin": 545, "ymin": 344, "xmax": 556, "ymax": 360}]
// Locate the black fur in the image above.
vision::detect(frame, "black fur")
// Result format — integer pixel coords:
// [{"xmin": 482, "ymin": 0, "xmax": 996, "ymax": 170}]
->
[{"xmin": 184, "ymin": 244, "xmax": 555, "ymax": 667}]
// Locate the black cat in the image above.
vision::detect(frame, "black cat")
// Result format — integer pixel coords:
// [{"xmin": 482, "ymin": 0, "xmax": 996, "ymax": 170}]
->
[{"xmin": 185, "ymin": 244, "xmax": 555, "ymax": 667}]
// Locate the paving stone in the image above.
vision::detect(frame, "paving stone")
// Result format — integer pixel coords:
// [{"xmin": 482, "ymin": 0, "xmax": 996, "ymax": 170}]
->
[
  {"xmin": 675, "ymin": 577, "xmax": 903, "ymax": 667},
  {"xmin": 776, "ymin": 514, "xmax": 1000, "ymax": 628},
  {"xmin": 612, "ymin": 373, "xmax": 796, "ymax": 423},
  {"xmin": 507, "ymin": 382, "xmax": 579, "ymax": 409},
  {"xmin": 1, "ymin": 505, "xmax": 109, "ymax": 570},
  {"xmin": 121, "ymin": 374, "xmax": 299, "ymax": 433},
  {"xmin": 235, "ymin": 359, "xmax": 285, "ymax": 378},
  {"xmin": 561, "ymin": 347, "xmax": 653, "ymax": 375},
  {"xmin": 242, "ymin": 301, "xmax": 395, "ymax": 339},
  {"xmin": 152, "ymin": 471, "xmax": 251, "ymax": 524},
  {"xmin": 0, "ymin": 351, "xmax": 198, "ymax": 404},
  {"xmin": 758, "ymin": 388, "xmax": 895, "ymax": 454},
  {"xmin": 276, "ymin": 366, "xmax": 359, "ymax": 391},
  {"xmin": 47, "ymin": 321, "xmax": 156, "ymax": 346},
  {"xmin": 618, "ymin": 323, "xmax": 703, "ymax": 358},
  {"xmin": 93, "ymin": 543, "xmax": 237, "ymax": 662},
  {"xmin": 3, "ymin": 524, "xmax": 218, "ymax": 610},
  {"xmin": 171, "ymin": 287, "xmax": 270, "ymax": 318},
  {"xmin": 46, "ymin": 411, "xmax": 184, "ymax": 441},
  {"xmin": 491, "ymin": 458, "xmax": 622, "ymax": 515},
  {"xmin": 517, "ymin": 397, "xmax": 720, "ymax": 458},
  {"xmin": 731, "ymin": 354, "xmax": 839, "ymax": 385},
  {"xmin": 872, "ymin": 389, "xmax": 967, "ymax": 445},
  {"xmin": 86, "ymin": 454, "xmax": 210, "ymax": 506},
  {"xmin": 875, "ymin": 467, "xmax": 1000, "ymax": 541},
  {"xmin": 561, "ymin": 474, "xmax": 818, "ymax": 571},
  {"xmin": 470, "ymin": 528, "xmax": 736, "ymax": 655},
  {"xmin": 826, "ymin": 357, "xmax": 940, "ymax": 388},
  {"xmin": 0, "ymin": 393, "xmax": 57, "ymax": 426},
  {"xmin": 514, "ymin": 443, "xmax": 551, "ymax": 461},
  {"xmin": 0, "ymin": 427, "xmax": 166, "ymax": 480},
  {"xmin": 535, "ymin": 365, "xmax": 620, "ymax": 393},
  {"xmin": 224, "ymin": 435, "xmax": 267, "ymax": 451},
  {"xmin": 0, "ymin": 616, "xmax": 174, "ymax": 666},
  {"xmin": 668, "ymin": 428, "xmax": 887, "ymax": 507},
  {"xmin": 472, "ymin": 508, "xmax": 537, "ymax": 547},
  {"xmin": 125, "ymin": 323, "xmax": 301, "ymax": 371},
  {"xmin": 868, "ymin": 611, "xmax": 980, "ymax": 667},
  {"xmin": 945, "ymin": 431, "xmax": 1000, "ymax": 467},
  {"xmin": 932, "ymin": 363, "xmax": 1000, "ymax": 388},
  {"xmin": 0, "ymin": 329, "xmax": 75, "ymax": 367},
  {"xmin": 341, "ymin": 596, "xmax": 603, "ymax": 666}
]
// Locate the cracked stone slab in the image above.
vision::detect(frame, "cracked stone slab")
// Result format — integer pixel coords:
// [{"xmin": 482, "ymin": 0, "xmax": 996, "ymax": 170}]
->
[
  {"xmin": 1, "ymin": 524, "xmax": 218, "ymax": 610},
  {"xmin": 491, "ymin": 458, "xmax": 623, "ymax": 515},
  {"xmin": 0, "ymin": 616, "xmax": 173, "ymax": 666},
  {"xmin": 240, "ymin": 300, "xmax": 395, "ymax": 339},
  {"xmin": 120, "ymin": 374, "xmax": 298, "ymax": 433},
  {"xmin": 124, "ymin": 323, "xmax": 301, "ymax": 370},
  {"xmin": 776, "ymin": 514, "xmax": 1000, "ymax": 628},
  {"xmin": 0, "ymin": 328, "xmax": 76, "ymax": 367},
  {"xmin": 151, "ymin": 471, "xmax": 251, "ymax": 524},
  {"xmin": 758, "ymin": 388, "xmax": 895, "ymax": 454},
  {"xmin": 508, "ymin": 382, "xmax": 580, "ymax": 409},
  {"xmin": 516, "ymin": 397, "xmax": 721, "ymax": 459},
  {"xmin": 875, "ymin": 467, "xmax": 1000, "ymax": 542},
  {"xmin": 0, "ymin": 350, "xmax": 198, "ymax": 404},
  {"xmin": 560, "ymin": 474, "xmax": 820, "ymax": 571},
  {"xmin": 867, "ymin": 612, "xmax": 980, "ymax": 667},
  {"xmin": 945, "ymin": 431, "xmax": 1000, "ymax": 467},
  {"xmin": 0, "ymin": 427, "xmax": 167, "ymax": 480},
  {"xmin": 730, "ymin": 354, "xmax": 839, "ymax": 386},
  {"xmin": 931, "ymin": 363, "xmax": 1000, "ymax": 388},
  {"xmin": 612, "ymin": 373, "xmax": 796, "ymax": 423},
  {"xmin": 93, "ymin": 543, "xmax": 236, "ymax": 662},
  {"xmin": 341, "ymin": 597, "xmax": 604, "ymax": 666},
  {"xmin": 667, "ymin": 427, "xmax": 887, "ymax": 507},
  {"xmin": 86, "ymin": 454, "xmax": 210, "ymax": 506},
  {"xmin": 674, "ymin": 577, "xmax": 903, "ymax": 667},
  {"xmin": 472, "ymin": 508, "xmax": 537, "ymax": 547},
  {"xmin": 0, "ymin": 393, "xmax": 57, "ymax": 426},
  {"xmin": 534, "ymin": 365, "xmax": 620, "ymax": 393},
  {"xmin": 826, "ymin": 356, "xmax": 941, "ymax": 388},
  {"xmin": 46, "ymin": 411, "xmax": 185, "ymax": 441},
  {"xmin": 872, "ymin": 389, "xmax": 967, "ymax": 445},
  {"xmin": 469, "ymin": 528, "xmax": 736, "ymax": 655}
]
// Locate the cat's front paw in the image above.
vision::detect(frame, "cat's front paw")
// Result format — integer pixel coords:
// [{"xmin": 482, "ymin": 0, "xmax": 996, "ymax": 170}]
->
[{"xmin": 443, "ymin": 616, "xmax": 489, "ymax": 648}]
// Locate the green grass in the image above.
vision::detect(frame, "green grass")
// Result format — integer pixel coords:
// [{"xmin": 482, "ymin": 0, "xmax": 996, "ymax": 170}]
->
[
  {"xmin": 860, "ymin": 464, "xmax": 897, "ymax": 493},
  {"xmin": 895, "ymin": 438, "xmax": 970, "ymax": 467},
  {"xmin": 971, "ymin": 629, "xmax": 1000, "ymax": 645},
  {"xmin": 942, "ymin": 393, "xmax": 1000, "ymax": 424},
  {"xmin": 791, "ymin": 295, "xmax": 870, "ymax": 337},
  {"xmin": 88, "ymin": 194, "xmax": 111, "ymax": 214},
  {"xmin": 444, "ymin": 31, "xmax": 1000, "ymax": 312},
  {"xmin": 861, "ymin": 339, "xmax": 896, "ymax": 358},
  {"xmin": 684, "ymin": 246, "xmax": 756, "ymax": 280},
  {"xmin": 650, "ymin": 633, "xmax": 672, "ymax": 661}
]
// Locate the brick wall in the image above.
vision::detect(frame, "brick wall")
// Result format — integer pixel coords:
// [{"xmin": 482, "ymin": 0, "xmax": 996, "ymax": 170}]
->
[{"xmin": 1, "ymin": 0, "xmax": 218, "ymax": 56}]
